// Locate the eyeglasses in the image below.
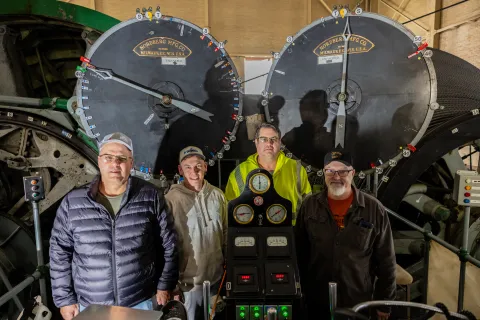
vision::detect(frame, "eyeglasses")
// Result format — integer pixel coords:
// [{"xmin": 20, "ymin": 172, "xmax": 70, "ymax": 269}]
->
[
  {"xmin": 324, "ymin": 169, "xmax": 353, "ymax": 177},
  {"xmin": 99, "ymin": 154, "xmax": 131, "ymax": 164},
  {"xmin": 257, "ymin": 136, "xmax": 279, "ymax": 144}
]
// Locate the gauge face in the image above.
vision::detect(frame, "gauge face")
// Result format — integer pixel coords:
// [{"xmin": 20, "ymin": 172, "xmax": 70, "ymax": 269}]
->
[
  {"xmin": 266, "ymin": 204, "xmax": 287, "ymax": 224},
  {"xmin": 267, "ymin": 236, "xmax": 288, "ymax": 247},
  {"xmin": 249, "ymin": 173, "xmax": 270, "ymax": 194},
  {"xmin": 76, "ymin": 17, "xmax": 242, "ymax": 174},
  {"xmin": 234, "ymin": 236, "xmax": 255, "ymax": 247},
  {"xmin": 233, "ymin": 204, "xmax": 254, "ymax": 224},
  {"xmin": 264, "ymin": 14, "xmax": 433, "ymax": 174}
]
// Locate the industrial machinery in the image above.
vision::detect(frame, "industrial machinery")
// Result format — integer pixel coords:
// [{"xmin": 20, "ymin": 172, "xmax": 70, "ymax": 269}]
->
[
  {"xmin": 0, "ymin": 0, "xmax": 480, "ymax": 318},
  {"xmin": 74, "ymin": 9, "xmax": 242, "ymax": 175},
  {"xmin": 226, "ymin": 169, "xmax": 300, "ymax": 320}
]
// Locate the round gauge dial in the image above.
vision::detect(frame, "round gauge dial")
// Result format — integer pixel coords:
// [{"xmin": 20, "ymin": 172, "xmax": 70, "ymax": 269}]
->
[
  {"xmin": 264, "ymin": 14, "xmax": 434, "ymax": 174},
  {"xmin": 76, "ymin": 17, "xmax": 242, "ymax": 174},
  {"xmin": 234, "ymin": 236, "xmax": 255, "ymax": 247},
  {"xmin": 249, "ymin": 173, "xmax": 271, "ymax": 194},
  {"xmin": 266, "ymin": 204, "xmax": 287, "ymax": 224},
  {"xmin": 267, "ymin": 236, "xmax": 288, "ymax": 247},
  {"xmin": 233, "ymin": 204, "xmax": 254, "ymax": 224}
]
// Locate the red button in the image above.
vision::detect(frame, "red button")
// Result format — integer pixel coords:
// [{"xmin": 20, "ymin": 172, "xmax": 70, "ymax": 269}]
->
[{"xmin": 465, "ymin": 192, "xmax": 471, "ymax": 197}]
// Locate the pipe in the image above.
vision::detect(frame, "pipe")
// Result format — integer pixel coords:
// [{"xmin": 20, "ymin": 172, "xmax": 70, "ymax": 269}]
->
[
  {"xmin": 408, "ymin": 239, "xmax": 425, "ymax": 256},
  {"xmin": 203, "ymin": 280, "xmax": 210, "ymax": 320},
  {"xmin": 32, "ymin": 201, "xmax": 48, "ymax": 305},
  {"xmin": 0, "ymin": 269, "xmax": 42, "ymax": 308},
  {"xmin": 329, "ymin": 282, "xmax": 337, "ymax": 320},
  {"xmin": 404, "ymin": 183, "xmax": 428, "ymax": 196},
  {"xmin": 352, "ymin": 301, "xmax": 470, "ymax": 319},
  {"xmin": 423, "ymin": 239, "xmax": 430, "ymax": 304},
  {"xmin": 0, "ymin": 96, "xmax": 42, "ymax": 106},
  {"xmin": 457, "ymin": 206, "xmax": 470, "ymax": 312},
  {"xmin": 0, "ymin": 95, "xmax": 69, "ymax": 111},
  {"xmin": 403, "ymin": 194, "xmax": 451, "ymax": 221}
]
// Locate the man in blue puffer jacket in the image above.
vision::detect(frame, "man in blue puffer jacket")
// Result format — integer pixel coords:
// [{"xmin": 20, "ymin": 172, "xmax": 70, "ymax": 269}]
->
[{"xmin": 49, "ymin": 132, "xmax": 178, "ymax": 320}]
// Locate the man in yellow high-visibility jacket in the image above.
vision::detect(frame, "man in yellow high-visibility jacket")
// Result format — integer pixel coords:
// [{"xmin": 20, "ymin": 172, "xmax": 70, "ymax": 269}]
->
[{"xmin": 225, "ymin": 123, "xmax": 312, "ymax": 225}]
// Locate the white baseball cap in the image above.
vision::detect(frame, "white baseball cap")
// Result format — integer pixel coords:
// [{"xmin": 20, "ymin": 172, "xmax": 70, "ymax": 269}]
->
[
  {"xmin": 179, "ymin": 146, "xmax": 205, "ymax": 163},
  {"xmin": 99, "ymin": 132, "xmax": 133, "ymax": 155}
]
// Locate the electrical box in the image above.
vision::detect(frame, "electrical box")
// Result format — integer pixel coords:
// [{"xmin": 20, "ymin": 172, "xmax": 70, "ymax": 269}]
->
[
  {"xmin": 453, "ymin": 170, "xmax": 480, "ymax": 207},
  {"xmin": 23, "ymin": 176, "xmax": 45, "ymax": 202}
]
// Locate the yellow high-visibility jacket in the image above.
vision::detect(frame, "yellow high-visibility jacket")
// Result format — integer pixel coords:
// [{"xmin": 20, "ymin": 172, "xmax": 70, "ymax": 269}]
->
[{"xmin": 225, "ymin": 152, "xmax": 312, "ymax": 225}]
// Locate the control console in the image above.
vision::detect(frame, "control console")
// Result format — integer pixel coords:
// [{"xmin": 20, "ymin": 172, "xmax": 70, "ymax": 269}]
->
[
  {"xmin": 453, "ymin": 170, "xmax": 480, "ymax": 207},
  {"xmin": 225, "ymin": 169, "xmax": 301, "ymax": 320}
]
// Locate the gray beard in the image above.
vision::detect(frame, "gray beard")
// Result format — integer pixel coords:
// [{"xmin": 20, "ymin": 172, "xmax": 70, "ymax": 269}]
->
[{"xmin": 329, "ymin": 184, "xmax": 346, "ymax": 197}]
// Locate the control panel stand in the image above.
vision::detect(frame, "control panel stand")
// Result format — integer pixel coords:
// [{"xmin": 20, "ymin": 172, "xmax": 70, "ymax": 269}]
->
[
  {"xmin": 23, "ymin": 175, "xmax": 47, "ymax": 305},
  {"xmin": 452, "ymin": 170, "xmax": 477, "ymax": 311},
  {"xmin": 226, "ymin": 169, "xmax": 301, "ymax": 319}
]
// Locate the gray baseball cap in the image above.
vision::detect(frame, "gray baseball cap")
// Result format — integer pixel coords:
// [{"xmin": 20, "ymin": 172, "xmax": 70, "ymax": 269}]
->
[
  {"xmin": 179, "ymin": 146, "xmax": 205, "ymax": 163},
  {"xmin": 99, "ymin": 132, "xmax": 133, "ymax": 155}
]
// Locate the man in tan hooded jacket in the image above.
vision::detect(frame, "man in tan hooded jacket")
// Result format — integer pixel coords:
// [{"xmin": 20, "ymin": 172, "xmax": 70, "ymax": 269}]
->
[{"xmin": 165, "ymin": 146, "xmax": 227, "ymax": 320}]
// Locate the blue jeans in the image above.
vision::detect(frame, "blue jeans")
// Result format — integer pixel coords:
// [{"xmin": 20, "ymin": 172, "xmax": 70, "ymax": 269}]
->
[{"xmin": 79, "ymin": 299, "xmax": 153, "ymax": 312}]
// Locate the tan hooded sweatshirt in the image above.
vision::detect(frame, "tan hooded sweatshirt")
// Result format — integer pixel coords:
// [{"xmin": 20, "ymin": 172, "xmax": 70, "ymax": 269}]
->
[{"xmin": 165, "ymin": 180, "xmax": 227, "ymax": 292}]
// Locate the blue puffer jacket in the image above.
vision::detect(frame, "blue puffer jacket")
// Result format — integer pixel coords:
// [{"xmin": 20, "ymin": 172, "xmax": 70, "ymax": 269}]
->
[{"xmin": 49, "ymin": 175, "xmax": 178, "ymax": 308}]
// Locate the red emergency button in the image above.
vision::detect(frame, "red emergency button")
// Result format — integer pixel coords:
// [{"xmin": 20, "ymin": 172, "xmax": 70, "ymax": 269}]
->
[{"xmin": 465, "ymin": 192, "xmax": 471, "ymax": 197}]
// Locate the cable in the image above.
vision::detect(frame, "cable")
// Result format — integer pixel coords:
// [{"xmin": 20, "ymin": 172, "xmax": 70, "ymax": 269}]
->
[
  {"xmin": 209, "ymin": 267, "xmax": 227, "ymax": 320},
  {"xmin": 403, "ymin": 0, "xmax": 469, "ymax": 25}
]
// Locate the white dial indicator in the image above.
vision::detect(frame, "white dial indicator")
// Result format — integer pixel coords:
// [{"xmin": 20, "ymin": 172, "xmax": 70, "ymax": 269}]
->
[
  {"xmin": 267, "ymin": 236, "xmax": 288, "ymax": 247},
  {"xmin": 233, "ymin": 204, "xmax": 254, "ymax": 224},
  {"xmin": 249, "ymin": 173, "xmax": 270, "ymax": 193},
  {"xmin": 266, "ymin": 204, "xmax": 287, "ymax": 224},
  {"xmin": 235, "ymin": 236, "xmax": 255, "ymax": 247}
]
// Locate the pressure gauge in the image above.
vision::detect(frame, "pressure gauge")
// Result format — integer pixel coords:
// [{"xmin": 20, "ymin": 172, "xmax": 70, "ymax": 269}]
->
[
  {"xmin": 249, "ymin": 172, "xmax": 271, "ymax": 194},
  {"xmin": 233, "ymin": 204, "xmax": 254, "ymax": 224},
  {"xmin": 267, "ymin": 236, "xmax": 288, "ymax": 247},
  {"xmin": 266, "ymin": 204, "xmax": 287, "ymax": 224},
  {"xmin": 235, "ymin": 236, "xmax": 255, "ymax": 247}
]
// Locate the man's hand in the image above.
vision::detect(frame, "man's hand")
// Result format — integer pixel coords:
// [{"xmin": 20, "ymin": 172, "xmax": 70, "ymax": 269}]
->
[
  {"xmin": 60, "ymin": 304, "xmax": 79, "ymax": 320},
  {"xmin": 156, "ymin": 290, "xmax": 172, "ymax": 306},
  {"xmin": 376, "ymin": 310, "xmax": 390, "ymax": 320}
]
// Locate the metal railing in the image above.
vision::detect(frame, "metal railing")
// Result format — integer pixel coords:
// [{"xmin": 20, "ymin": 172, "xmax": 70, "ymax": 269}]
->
[
  {"xmin": 385, "ymin": 206, "xmax": 480, "ymax": 312},
  {"xmin": 328, "ymin": 205, "xmax": 479, "ymax": 319}
]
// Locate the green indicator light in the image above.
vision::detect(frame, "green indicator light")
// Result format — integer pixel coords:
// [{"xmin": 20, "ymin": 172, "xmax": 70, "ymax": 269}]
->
[
  {"xmin": 254, "ymin": 306, "xmax": 259, "ymax": 311},
  {"xmin": 283, "ymin": 311, "xmax": 289, "ymax": 317},
  {"xmin": 240, "ymin": 306, "xmax": 245, "ymax": 311},
  {"xmin": 254, "ymin": 312, "xmax": 260, "ymax": 318},
  {"xmin": 281, "ymin": 306, "xmax": 288, "ymax": 311},
  {"xmin": 240, "ymin": 312, "xmax": 245, "ymax": 318}
]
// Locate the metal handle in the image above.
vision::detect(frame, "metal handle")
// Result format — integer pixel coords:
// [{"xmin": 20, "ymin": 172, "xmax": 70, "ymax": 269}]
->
[
  {"xmin": 329, "ymin": 282, "xmax": 337, "ymax": 320},
  {"xmin": 352, "ymin": 301, "xmax": 471, "ymax": 320},
  {"xmin": 267, "ymin": 307, "xmax": 277, "ymax": 320},
  {"xmin": 203, "ymin": 280, "xmax": 211, "ymax": 320}
]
